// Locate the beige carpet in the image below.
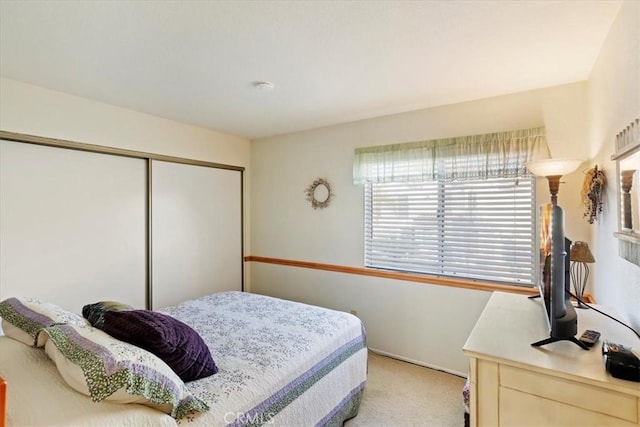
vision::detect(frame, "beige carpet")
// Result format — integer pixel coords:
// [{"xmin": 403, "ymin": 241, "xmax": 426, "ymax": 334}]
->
[{"xmin": 345, "ymin": 351, "xmax": 466, "ymax": 427}]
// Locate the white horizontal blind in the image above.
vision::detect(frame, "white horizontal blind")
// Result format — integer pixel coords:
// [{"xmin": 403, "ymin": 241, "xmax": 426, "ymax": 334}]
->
[{"xmin": 365, "ymin": 177, "xmax": 535, "ymax": 285}]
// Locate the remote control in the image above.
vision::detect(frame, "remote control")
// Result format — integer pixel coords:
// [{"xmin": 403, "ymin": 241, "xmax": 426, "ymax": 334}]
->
[{"xmin": 579, "ymin": 329, "xmax": 601, "ymax": 347}]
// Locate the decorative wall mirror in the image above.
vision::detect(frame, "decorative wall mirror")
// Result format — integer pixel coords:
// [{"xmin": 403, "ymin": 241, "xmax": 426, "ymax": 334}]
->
[
  {"xmin": 305, "ymin": 178, "xmax": 334, "ymax": 209},
  {"xmin": 612, "ymin": 118, "xmax": 639, "ymax": 266}
]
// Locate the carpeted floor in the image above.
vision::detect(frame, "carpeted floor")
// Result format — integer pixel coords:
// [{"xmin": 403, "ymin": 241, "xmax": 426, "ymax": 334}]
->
[{"xmin": 345, "ymin": 351, "xmax": 466, "ymax": 427}]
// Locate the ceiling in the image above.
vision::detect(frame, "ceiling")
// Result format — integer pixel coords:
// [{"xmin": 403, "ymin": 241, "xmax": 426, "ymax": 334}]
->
[{"xmin": 0, "ymin": 1, "xmax": 622, "ymax": 140}]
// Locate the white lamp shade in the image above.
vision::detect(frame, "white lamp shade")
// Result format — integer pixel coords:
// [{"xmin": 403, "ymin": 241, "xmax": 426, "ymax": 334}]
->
[{"xmin": 526, "ymin": 158, "xmax": 583, "ymax": 177}]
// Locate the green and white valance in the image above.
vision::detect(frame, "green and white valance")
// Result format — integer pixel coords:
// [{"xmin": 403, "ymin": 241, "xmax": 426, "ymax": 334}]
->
[{"xmin": 353, "ymin": 127, "xmax": 549, "ymax": 184}]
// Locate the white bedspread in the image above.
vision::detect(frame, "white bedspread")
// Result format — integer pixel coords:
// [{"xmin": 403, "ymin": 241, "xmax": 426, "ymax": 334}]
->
[
  {"xmin": 0, "ymin": 292, "xmax": 367, "ymax": 427},
  {"xmin": 160, "ymin": 292, "xmax": 367, "ymax": 426}
]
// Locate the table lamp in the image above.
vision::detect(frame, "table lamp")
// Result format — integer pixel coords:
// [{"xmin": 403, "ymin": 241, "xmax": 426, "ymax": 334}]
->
[{"xmin": 570, "ymin": 241, "xmax": 595, "ymax": 308}]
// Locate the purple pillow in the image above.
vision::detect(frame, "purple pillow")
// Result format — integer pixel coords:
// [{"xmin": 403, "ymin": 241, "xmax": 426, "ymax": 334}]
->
[{"xmin": 101, "ymin": 309, "xmax": 218, "ymax": 382}]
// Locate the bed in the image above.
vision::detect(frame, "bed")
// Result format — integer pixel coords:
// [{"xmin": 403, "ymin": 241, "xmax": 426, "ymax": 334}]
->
[{"xmin": 0, "ymin": 291, "xmax": 367, "ymax": 426}]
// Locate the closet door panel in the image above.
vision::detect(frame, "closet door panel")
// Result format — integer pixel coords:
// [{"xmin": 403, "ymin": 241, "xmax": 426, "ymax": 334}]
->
[
  {"xmin": 0, "ymin": 140, "xmax": 147, "ymax": 313},
  {"xmin": 151, "ymin": 160, "xmax": 242, "ymax": 309}
]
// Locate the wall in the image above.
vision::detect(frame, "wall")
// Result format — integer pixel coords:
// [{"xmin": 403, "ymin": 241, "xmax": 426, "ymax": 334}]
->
[
  {"xmin": 250, "ymin": 82, "xmax": 591, "ymax": 375},
  {"xmin": 0, "ymin": 77, "xmax": 253, "ymax": 290},
  {"xmin": 588, "ymin": 0, "xmax": 640, "ymax": 331},
  {"xmin": 0, "ymin": 78, "xmax": 250, "ymax": 166}
]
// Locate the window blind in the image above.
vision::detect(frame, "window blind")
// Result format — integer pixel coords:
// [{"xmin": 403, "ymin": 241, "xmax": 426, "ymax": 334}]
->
[{"xmin": 364, "ymin": 177, "xmax": 535, "ymax": 285}]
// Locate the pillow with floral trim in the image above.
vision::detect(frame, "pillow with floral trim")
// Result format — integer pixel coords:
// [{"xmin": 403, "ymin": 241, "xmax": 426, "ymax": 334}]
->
[
  {"xmin": 43, "ymin": 323, "xmax": 208, "ymax": 420},
  {"xmin": 0, "ymin": 297, "xmax": 88, "ymax": 347}
]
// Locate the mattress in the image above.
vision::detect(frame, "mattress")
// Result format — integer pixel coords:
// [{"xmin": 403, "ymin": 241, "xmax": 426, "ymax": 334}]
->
[{"xmin": 0, "ymin": 291, "xmax": 367, "ymax": 426}]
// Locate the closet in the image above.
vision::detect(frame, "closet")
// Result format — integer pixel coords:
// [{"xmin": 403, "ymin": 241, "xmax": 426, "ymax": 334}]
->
[{"xmin": 0, "ymin": 132, "xmax": 243, "ymax": 312}]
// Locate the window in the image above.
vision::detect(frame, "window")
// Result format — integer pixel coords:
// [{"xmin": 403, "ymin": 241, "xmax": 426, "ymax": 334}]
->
[
  {"xmin": 364, "ymin": 177, "xmax": 535, "ymax": 285},
  {"xmin": 355, "ymin": 127, "xmax": 547, "ymax": 287}
]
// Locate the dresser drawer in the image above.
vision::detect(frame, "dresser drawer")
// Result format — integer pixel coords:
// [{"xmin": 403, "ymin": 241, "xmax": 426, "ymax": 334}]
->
[
  {"xmin": 500, "ymin": 365, "xmax": 638, "ymax": 423},
  {"xmin": 500, "ymin": 387, "xmax": 637, "ymax": 427}
]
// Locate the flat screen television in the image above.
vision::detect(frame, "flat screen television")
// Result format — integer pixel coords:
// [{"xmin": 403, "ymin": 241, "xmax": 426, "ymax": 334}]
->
[{"xmin": 531, "ymin": 203, "xmax": 587, "ymax": 349}]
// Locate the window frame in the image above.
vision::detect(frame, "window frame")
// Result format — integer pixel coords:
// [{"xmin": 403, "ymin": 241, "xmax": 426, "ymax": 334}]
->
[{"xmin": 364, "ymin": 176, "xmax": 537, "ymax": 287}]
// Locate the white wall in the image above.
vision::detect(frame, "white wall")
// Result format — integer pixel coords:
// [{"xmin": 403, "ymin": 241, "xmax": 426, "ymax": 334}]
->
[
  {"xmin": 0, "ymin": 78, "xmax": 250, "ymax": 166},
  {"xmin": 0, "ymin": 77, "xmax": 252, "ymax": 292},
  {"xmin": 588, "ymin": 0, "xmax": 640, "ymax": 331},
  {"xmin": 250, "ymin": 82, "xmax": 591, "ymax": 374}
]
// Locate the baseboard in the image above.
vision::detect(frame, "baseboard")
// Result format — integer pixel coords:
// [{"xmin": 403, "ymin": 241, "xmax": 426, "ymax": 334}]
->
[{"xmin": 368, "ymin": 347, "xmax": 468, "ymax": 378}]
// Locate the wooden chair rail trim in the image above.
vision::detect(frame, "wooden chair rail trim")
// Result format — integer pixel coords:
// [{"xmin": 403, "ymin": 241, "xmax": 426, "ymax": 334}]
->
[{"xmin": 244, "ymin": 256, "xmax": 537, "ymax": 296}]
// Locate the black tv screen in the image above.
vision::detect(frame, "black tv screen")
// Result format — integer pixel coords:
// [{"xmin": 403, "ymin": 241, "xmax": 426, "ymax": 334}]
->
[{"xmin": 535, "ymin": 203, "xmax": 578, "ymax": 342}]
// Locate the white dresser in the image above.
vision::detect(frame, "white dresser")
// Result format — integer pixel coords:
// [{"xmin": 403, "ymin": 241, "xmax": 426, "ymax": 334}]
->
[{"xmin": 463, "ymin": 291, "xmax": 640, "ymax": 426}]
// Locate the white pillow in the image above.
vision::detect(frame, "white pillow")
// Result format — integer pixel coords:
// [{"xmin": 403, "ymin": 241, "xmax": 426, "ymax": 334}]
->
[
  {"xmin": 43, "ymin": 323, "xmax": 208, "ymax": 420},
  {"xmin": 0, "ymin": 297, "xmax": 88, "ymax": 346}
]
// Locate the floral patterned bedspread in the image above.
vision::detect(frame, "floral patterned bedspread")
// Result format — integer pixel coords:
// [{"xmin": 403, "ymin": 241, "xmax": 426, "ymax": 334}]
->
[{"xmin": 160, "ymin": 291, "xmax": 367, "ymax": 427}]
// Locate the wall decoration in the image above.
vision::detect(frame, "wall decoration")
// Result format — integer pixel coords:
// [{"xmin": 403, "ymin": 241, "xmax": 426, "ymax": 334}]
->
[
  {"xmin": 581, "ymin": 165, "xmax": 605, "ymax": 224},
  {"xmin": 305, "ymin": 178, "xmax": 333, "ymax": 210},
  {"xmin": 612, "ymin": 118, "xmax": 639, "ymax": 266}
]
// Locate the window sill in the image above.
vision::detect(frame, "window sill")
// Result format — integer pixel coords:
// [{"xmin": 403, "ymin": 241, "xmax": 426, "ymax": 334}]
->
[{"xmin": 244, "ymin": 256, "xmax": 537, "ymax": 296}]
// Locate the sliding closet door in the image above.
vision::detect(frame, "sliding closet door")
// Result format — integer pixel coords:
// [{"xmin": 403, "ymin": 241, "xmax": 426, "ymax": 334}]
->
[
  {"xmin": 0, "ymin": 140, "xmax": 147, "ymax": 313},
  {"xmin": 151, "ymin": 160, "xmax": 242, "ymax": 309}
]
